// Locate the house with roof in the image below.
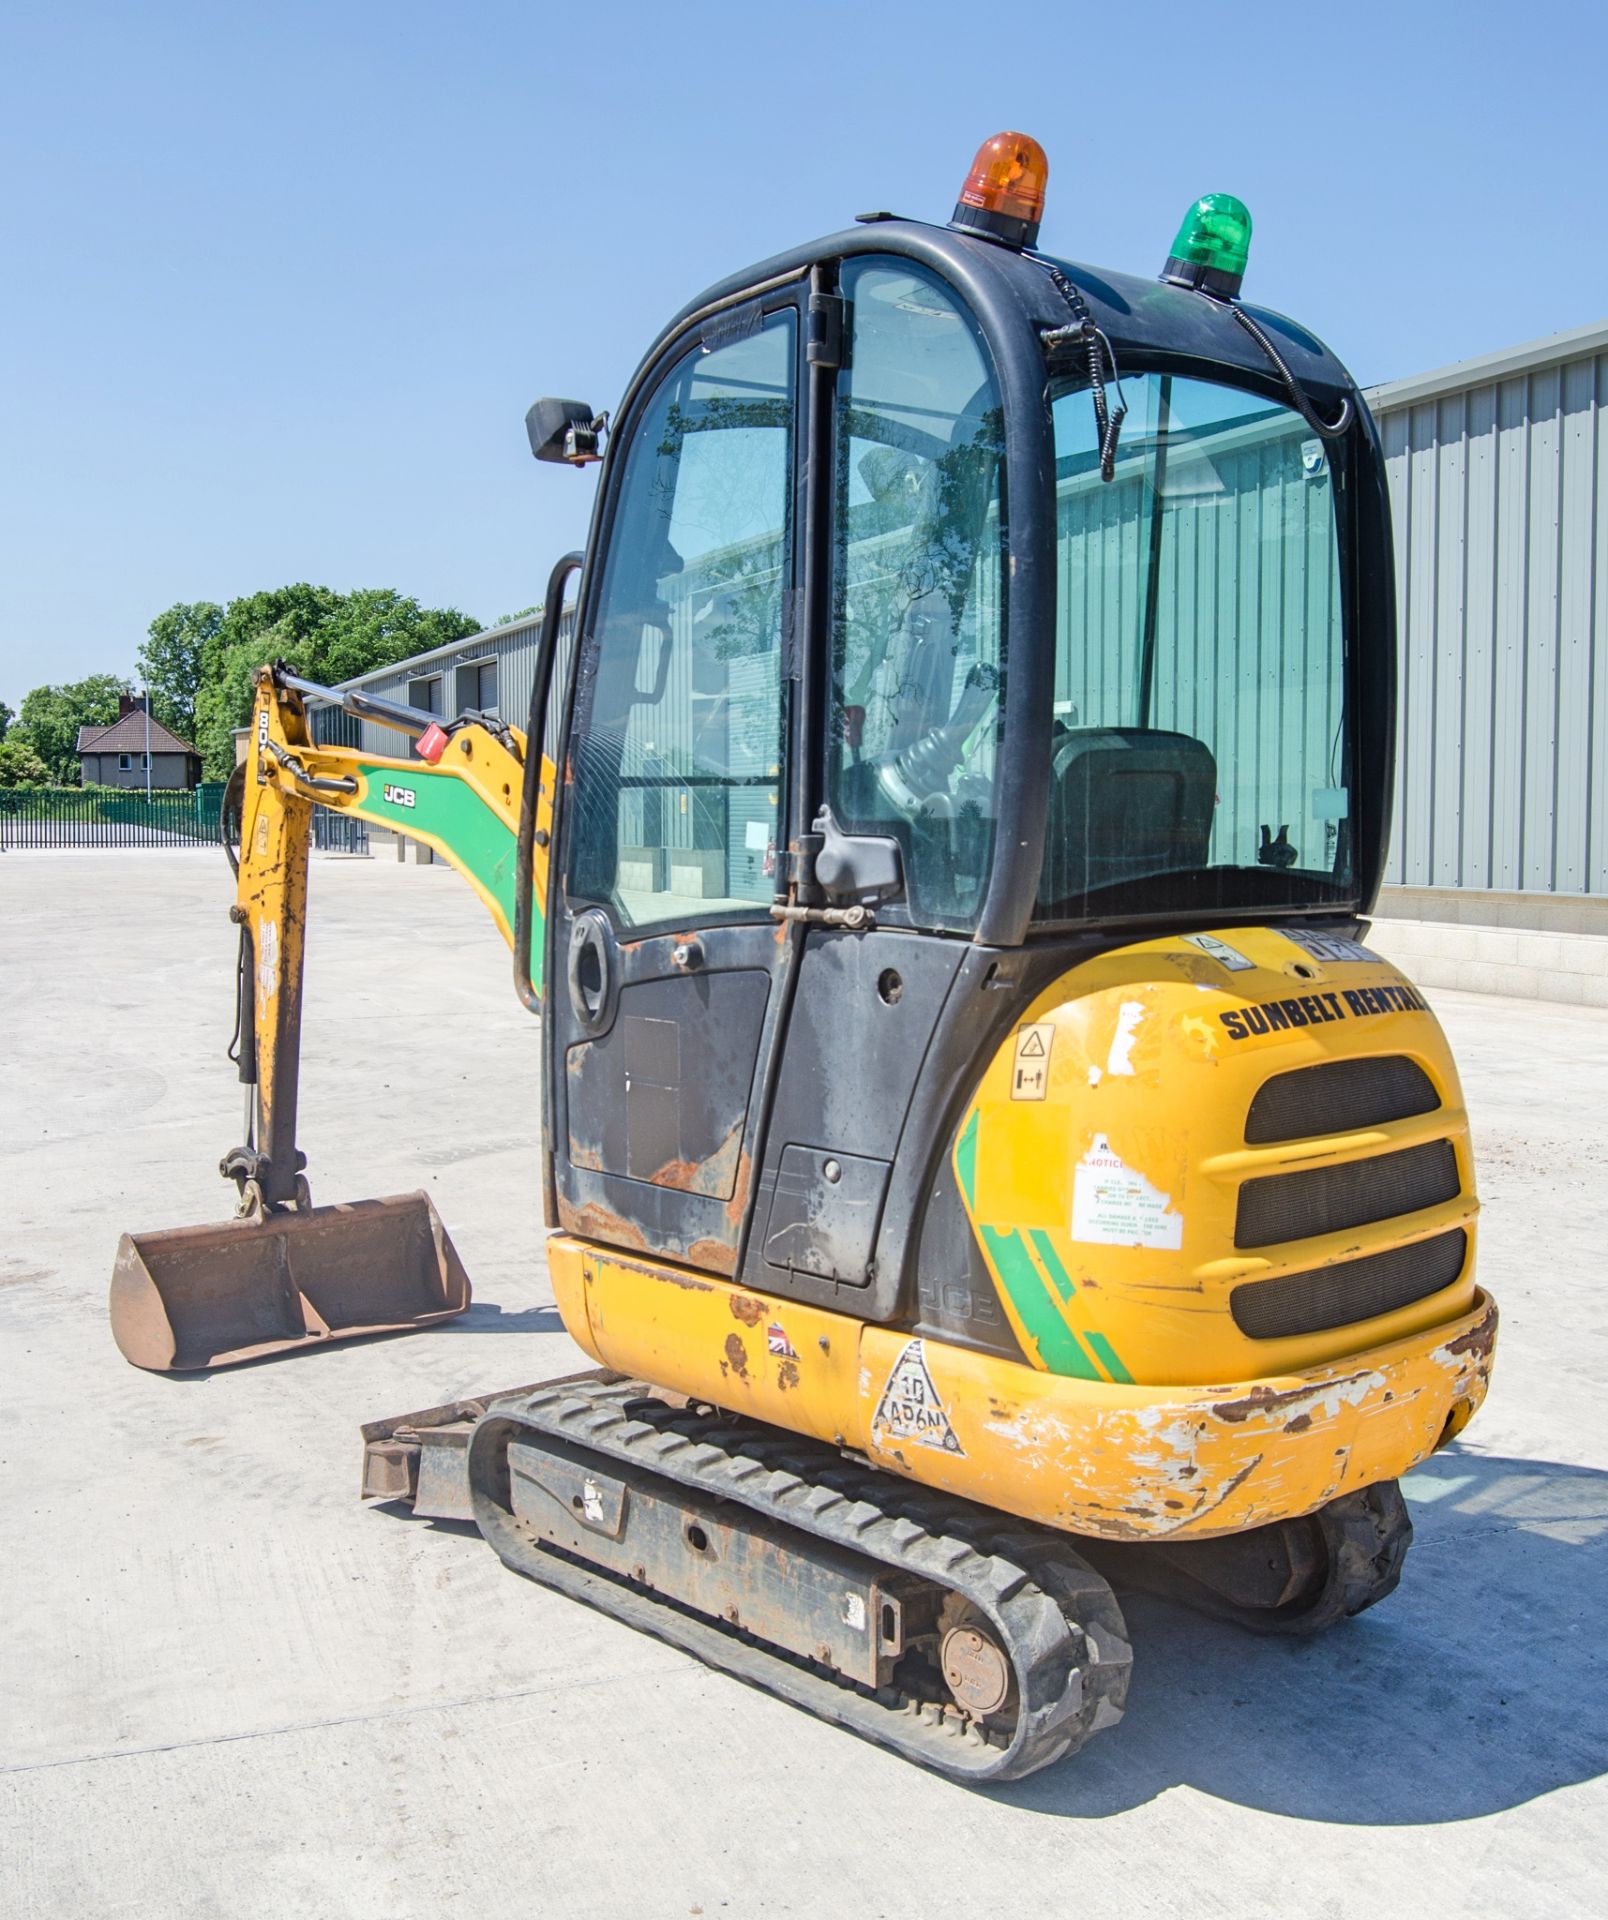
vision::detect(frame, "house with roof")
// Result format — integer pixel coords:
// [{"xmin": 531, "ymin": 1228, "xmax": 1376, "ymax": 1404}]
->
[{"xmin": 76, "ymin": 694, "xmax": 201, "ymax": 789}]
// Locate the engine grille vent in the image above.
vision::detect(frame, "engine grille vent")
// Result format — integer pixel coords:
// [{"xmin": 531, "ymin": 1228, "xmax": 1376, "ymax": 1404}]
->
[
  {"xmin": 1230, "ymin": 1230, "xmax": 1469, "ymax": 1340},
  {"xmin": 1236, "ymin": 1139, "xmax": 1460, "ymax": 1249},
  {"xmin": 1245, "ymin": 1056, "xmax": 1440, "ymax": 1145}
]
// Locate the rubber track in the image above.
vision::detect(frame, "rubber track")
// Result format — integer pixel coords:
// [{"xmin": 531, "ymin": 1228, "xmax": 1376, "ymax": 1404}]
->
[
  {"xmin": 467, "ymin": 1376, "xmax": 1132, "ymax": 1784},
  {"xmin": 1082, "ymin": 1481, "xmax": 1414, "ymax": 1636}
]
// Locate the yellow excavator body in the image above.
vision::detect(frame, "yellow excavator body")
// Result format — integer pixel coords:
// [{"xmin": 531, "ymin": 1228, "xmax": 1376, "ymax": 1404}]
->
[
  {"xmin": 113, "ymin": 139, "xmax": 1502, "ymax": 1780},
  {"xmin": 547, "ymin": 926, "xmax": 1493, "ymax": 1545}
]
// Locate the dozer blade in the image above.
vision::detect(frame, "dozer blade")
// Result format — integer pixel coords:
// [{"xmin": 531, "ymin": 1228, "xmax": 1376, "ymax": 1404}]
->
[{"xmin": 109, "ymin": 1191, "xmax": 471, "ymax": 1372}]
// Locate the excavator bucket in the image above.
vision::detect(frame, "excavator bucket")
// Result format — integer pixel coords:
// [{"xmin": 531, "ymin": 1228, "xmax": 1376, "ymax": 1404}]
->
[{"xmin": 109, "ymin": 1192, "xmax": 471, "ymax": 1372}]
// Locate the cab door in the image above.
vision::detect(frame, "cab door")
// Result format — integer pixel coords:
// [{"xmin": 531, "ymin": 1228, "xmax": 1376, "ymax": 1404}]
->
[{"xmin": 548, "ymin": 297, "xmax": 800, "ymax": 1275}]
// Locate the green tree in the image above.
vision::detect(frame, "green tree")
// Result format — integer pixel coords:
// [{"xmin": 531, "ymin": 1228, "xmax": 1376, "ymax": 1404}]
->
[
  {"xmin": 303, "ymin": 589, "xmax": 480, "ymax": 688},
  {"xmin": 0, "ymin": 737, "xmax": 50, "ymax": 787},
  {"xmin": 191, "ymin": 585, "xmax": 481, "ymax": 778},
  {"xmin": 193, "ymin": 583, "xmax": 343, "ymax": 777},
  {"xmin": 138, "ymin": 601, "xmax": 221, "ymax": 746},
  {"xmin": 12, "ymin": 673, "xmax": 132, "ymax": 782},
  {"xmin": 0, "ymin": 697, "xmax": 13, "ymax": 742}
]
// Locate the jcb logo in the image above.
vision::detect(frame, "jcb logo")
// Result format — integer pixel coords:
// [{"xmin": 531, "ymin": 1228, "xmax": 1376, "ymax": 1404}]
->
[{"xmin": 382, "ymin": 783, "xmax": 417, "ymax": 809}]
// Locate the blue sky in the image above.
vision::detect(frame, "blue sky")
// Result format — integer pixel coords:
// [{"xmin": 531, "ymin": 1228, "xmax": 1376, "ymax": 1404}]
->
[{"xmin": 2, "ymin": 0, "xmax": 1602, "ymax": 708}]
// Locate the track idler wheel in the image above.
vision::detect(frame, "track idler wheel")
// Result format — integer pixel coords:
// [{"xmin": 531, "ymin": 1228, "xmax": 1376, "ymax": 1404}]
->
[{"xmin": 937, "ymin": 1594, "xmax": 1017, "ymax": 1725}]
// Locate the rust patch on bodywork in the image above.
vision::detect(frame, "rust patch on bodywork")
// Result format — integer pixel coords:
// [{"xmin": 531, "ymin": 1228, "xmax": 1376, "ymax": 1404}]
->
[
  {"xmin": 646, "ymin": 1117, "xmax": 744, "ymax": 1199},
  {"xmin": 725, "ymin": 1149, "xmax": 754, "ymax": 1230},
  {"xmin": 686, "ymin": 1237, "xmax": 738, "ymax": 1277},
  {"xmin": 555, "ymin": 1196, "xmax": 653, "ymax": 1254},
  {"xmin": 1210, "ymin": 1373, "xmax": 1373, "ymax": 1425},
  {"xmin": 599, "ymin": 1253, "xmax": 714, "ymax": 1293},
  {"xmin": 558, "ymin": 1204, "xmax": 736, "ymax": 1280},
  {"xmin": 1439, "ymin": 1300, "xmax": 1498, "ymax": 1362},
  {"xmin": 777, "ymin": 1358, "xmax": 800, "ymax": 1392},
  {"xmin": 723, "ymin": 1332, "xmax": 750, "ymax": 1380},
  {"xmin": 727, "ymin": 1292, "xmax": 766, "ymax": 1326}
]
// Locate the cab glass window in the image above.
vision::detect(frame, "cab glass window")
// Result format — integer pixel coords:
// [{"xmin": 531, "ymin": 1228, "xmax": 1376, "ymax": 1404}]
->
[
  {"xmin": 567, "ymin": 311, "xmax": 795, "ymax": 928},
  {"xmin": 827, "ymin": 261, "xmax": 1006, "ymax": 932},
  {"xmin": 1037, "ymin": 370, "xmax": 1351, "ymax": 921}
]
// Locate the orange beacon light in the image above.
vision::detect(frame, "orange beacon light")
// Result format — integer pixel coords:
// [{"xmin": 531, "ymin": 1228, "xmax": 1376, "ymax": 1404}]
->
[{"xmin": 950, "ymin": 132, "xmax": 1048, "ymax": 250}]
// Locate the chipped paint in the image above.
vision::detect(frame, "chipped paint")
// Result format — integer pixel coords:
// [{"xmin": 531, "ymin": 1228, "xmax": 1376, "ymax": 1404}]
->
[
  {"xmin": 1210, "ymin": 1369, "xmax": 1387, "ymax": 1426},
  {"xmin": 1105, "ymin": 999, "xmax": 1146, "ymax": 1076},
  {"xmin": 547, "ymin": 1230, "xmax": 1497, "ymax": 1547}
]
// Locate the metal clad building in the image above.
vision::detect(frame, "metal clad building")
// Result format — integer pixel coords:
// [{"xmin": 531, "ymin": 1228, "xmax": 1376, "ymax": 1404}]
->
[
  {"xmin": 313, "ymin": 610, "xmax": 576, "ymax": 763},
  {"xmin": 1367, "ymin": 319, "xmax": 1608, "ymax": 898}
]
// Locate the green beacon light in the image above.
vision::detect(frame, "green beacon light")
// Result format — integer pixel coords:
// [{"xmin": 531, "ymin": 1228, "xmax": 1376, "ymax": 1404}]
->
[{"xmin": 1161, "ymin": 193, "xmax": 1252, "ymax": 300}]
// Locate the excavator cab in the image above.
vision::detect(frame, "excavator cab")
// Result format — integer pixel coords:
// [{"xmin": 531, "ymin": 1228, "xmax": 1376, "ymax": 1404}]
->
[
  {"xmin": 114, "ymin": 136, "xmax": 1495, "ymax": 1781},
  {"xmin": 534, "ymin": 193, "xmax": 1394, "ymax": 1319}
]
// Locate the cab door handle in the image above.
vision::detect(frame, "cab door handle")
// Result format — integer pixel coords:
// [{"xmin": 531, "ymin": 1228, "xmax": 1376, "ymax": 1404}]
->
[{"xmin": 567, "ymin": 911, "xmax": 615, "ymax": 1034}]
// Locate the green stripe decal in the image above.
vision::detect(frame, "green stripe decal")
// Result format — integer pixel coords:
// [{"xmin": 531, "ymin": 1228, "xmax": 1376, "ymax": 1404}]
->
[
  {"xmin": 980, "ymin": 1225, "xmax": 1101, "ymax": 1380},
  {"xmin": 1083, "ymin": 1331, "xmax": 1134, "ymax": 1385},
  {"xmin": 955, "ymin": 1110, "xmax": 980, "ymax": 1207},
  {"xmin": 1027, "ymin": 1228, "xmax": 1075, "ymax": 1302},
  {"xmin": 356, "ymin": 765, "xmax": 542, "ymax": 992}
]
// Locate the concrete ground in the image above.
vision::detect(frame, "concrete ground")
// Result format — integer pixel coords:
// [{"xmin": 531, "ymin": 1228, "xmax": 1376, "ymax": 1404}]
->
[{"xmin": 3, "ymin": 851, "xmax": 1605, "ymax": 1920}]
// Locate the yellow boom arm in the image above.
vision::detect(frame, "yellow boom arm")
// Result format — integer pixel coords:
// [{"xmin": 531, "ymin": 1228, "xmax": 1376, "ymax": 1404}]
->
[{"xmin": 226, "ymin": 664, "xmax": 553, "ymax": 1213}]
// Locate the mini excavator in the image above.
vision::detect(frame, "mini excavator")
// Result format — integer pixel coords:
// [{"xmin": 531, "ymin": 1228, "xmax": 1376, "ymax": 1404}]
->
[{"xmin": 112, "ymin": 136, "xmax": 1497, "ymax": 1781}]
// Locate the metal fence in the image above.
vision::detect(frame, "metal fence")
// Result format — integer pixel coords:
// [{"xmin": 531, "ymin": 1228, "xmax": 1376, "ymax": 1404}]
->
[
  {"xmin": 0, "ymin": 784, "xmax": 368, "ymax": 854},
  {"xmin": 0, "ymin": 785, "xmax": 227, "ymax": 849},
  {"xmin": 312, "ymin": 809, "xmax": 369, "ymax": 854}
]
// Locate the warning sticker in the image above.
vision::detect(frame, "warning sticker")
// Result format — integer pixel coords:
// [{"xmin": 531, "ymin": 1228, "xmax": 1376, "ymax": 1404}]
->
[
  {"xmin": 1071, "ymin": 1133, "xmax": 1184, "ymax": 1250},
  {"xmin": 1011, "ymin": 1022, "xmax": 1055, "ymax": 1100},
  {"xmin": 1183, "ymin": 932, "xmax": 1255, "ymax": 972},
  {"xmin": 256, "ymin": 918, "xmax": 279, "ymax": 1010},
  {"xmin": 872, "ymin": 1340, "xmax": 964, "ymax": 1455}
]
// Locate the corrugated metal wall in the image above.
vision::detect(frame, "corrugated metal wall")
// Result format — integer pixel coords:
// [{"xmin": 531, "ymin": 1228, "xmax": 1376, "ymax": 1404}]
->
[
  {"xmin": 314, "ymin": 612, "xmax": 575, "ymax": 761},
  {"xmin": 1055, "ymin": 413, "xmax": 1343, "ymax": 877},
  {"xmin": 1372, "ymin": 330, "xmax": 1607, "ymax": 895}
]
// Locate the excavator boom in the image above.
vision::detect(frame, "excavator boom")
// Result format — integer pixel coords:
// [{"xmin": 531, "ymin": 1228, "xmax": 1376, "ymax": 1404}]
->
[{"xmin": 108, "ymin": 653, "xmax": 556, "ymax": 1370}]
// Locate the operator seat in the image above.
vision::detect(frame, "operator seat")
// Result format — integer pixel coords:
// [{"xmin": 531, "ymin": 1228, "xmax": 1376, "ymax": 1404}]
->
[{"xmin": 1039, "ymin": 726, "xmax": 1217, "ymax": 905}]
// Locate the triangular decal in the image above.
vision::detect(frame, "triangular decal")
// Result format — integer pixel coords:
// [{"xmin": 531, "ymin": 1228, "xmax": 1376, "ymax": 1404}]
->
[{"xmin": 872, "ymin": 1339, "xmax": 965, "ymax": 1455}]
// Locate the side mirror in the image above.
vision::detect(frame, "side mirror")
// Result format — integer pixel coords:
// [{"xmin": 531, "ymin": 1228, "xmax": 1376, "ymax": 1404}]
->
[{"xmin": 526, "ymin": 397, "xmax": 605, "ymax": 466}]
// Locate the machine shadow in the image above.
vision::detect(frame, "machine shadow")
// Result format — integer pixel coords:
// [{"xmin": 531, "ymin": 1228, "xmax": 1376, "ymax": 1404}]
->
[
  {"xmin": 152, "ymin": 1301, "xmax": 564, "ymax": 1377},
  {"xmin": 993, "ymin": 1444, "xmax": 1608, "ymax": 1826},
  {"xmin": 441, "ymin": 1302, "xmax": 567, "ymax": 1335}
]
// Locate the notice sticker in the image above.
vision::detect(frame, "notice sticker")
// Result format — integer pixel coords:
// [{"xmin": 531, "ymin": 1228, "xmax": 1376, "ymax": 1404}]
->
[
  {"xmin": 1011, "ymin": 1022, "xmax": 1055, "ymax": 1100},
  {"xmin": 1284, "ymin": 928, "xmax": 1376, "ymax": 964},
  {"xmin": 1071, "ymin": 1133, "xmax": 1184, "ymax": 1251}
]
